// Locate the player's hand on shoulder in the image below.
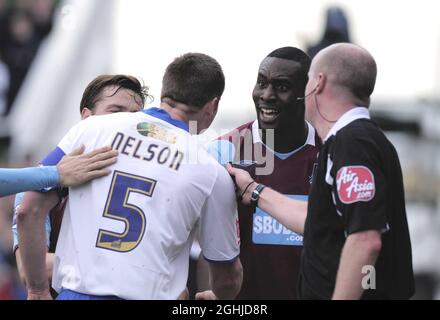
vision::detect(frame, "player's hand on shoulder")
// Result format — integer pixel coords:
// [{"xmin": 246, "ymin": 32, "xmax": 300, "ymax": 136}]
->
[
  {"xmin": 58, "ymin": 145, "xmax": 118, "ymax": 187},
  {"xmin": 195, "ymin": 290, "xmax": 218, "ymax": 300}
]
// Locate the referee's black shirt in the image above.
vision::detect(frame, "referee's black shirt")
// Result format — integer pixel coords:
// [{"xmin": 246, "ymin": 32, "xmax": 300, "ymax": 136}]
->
[{"xmin": 299, "ymin": 115, "xmax": 415, "ymax": 300}]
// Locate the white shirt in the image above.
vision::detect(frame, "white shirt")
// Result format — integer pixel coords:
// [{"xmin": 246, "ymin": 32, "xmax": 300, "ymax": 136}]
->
[{"xmin": 52, "ymin": 109, "xmax": 239, "ymax": 299}]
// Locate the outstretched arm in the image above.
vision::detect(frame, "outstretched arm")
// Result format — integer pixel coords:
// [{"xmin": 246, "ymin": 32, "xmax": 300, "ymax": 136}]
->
[
  {"xmin": 57, "ymin": 145, "xmax": 118, "ymax": 187},
  {"xmin": 226, "ymin": 164, "xmax": 308, "ymax": 235},
  {"xmin": 0, "ymin": 145, "xmax": 117, "ymax": 197},
  {"xmin": 0, "ymin": 166, "xmax": 58, "ymax": 197}
]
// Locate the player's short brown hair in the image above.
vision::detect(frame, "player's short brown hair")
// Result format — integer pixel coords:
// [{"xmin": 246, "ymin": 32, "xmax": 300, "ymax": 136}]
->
[
  {"xmin": 161, "ymin": 53, "xmax": 225, "ymax": 109},
  {"xmin": 80, "ymin": 75, "xmax": 149, "ymax": 112}
]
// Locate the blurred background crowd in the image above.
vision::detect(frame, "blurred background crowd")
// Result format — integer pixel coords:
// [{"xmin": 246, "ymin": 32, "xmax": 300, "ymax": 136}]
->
[
  {"xmin": 0, "ymin": 0, "xmax": 56, "ymax": 121},
  {"xmin": 0, "ymin": 0, "xmax": 439, "ymax": 299},
  {"xmin": 0, "ymin": 0, "xmax": 57, "ymax": 299}
]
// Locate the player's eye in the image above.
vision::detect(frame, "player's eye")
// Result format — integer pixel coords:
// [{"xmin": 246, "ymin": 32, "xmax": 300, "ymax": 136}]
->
[
  {"xmin": 275, "ymin": 84, "xmax": 289, "ymax": 92},
  {"xmin": 257, "ymin": 80, "xmax": 267, "ymax": 88},
  {"xmin": 108, "ymin": 107, "xmax": 123, "ymax": 113}
]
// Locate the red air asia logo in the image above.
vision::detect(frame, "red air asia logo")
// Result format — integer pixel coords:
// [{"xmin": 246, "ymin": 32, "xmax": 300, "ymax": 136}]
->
[{"xmin": 336, "ymin": 166, "xmax": 375, "ymax": 204}]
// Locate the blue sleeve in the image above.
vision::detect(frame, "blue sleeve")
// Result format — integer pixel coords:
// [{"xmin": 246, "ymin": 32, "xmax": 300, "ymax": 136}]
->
[
  {"xmin": 0, "ymin": 166, "xmax": 60, "ymax": 197},
  {"xmin": 38, "ymin": 147, "xmax": 67, "ymax": 194},
  {"xmin": 40, "ymin": 147, "xmax": 66, "ymax": 166},
  {"xmin": 12, "ymin": 192, "xmax": 51, "ymax": 254}
]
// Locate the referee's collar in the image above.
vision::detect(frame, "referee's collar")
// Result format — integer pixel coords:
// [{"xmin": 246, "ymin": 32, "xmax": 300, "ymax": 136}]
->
[
  {"xmin": 142, "ymin": 107, "xmax": 189, "ymax": 132},
  {"xmin": 324, "ymin": 107, "xmax": 370, "ymax": 142}
]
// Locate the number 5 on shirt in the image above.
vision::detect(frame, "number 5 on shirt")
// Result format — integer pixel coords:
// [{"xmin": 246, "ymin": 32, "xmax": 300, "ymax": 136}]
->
[{"xmin": 96, "ymin": 171, "xmax": 157, "ymax": 252}]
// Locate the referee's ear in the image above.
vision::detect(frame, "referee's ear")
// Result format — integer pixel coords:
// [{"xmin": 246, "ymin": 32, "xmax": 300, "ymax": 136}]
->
[
  {"xmin": 81, "ymin": 107, "xmax": 93, "ymax": 120},
  {"xmin": 316, "ymin": 73, "xmax": 326, "ymax": 94}
]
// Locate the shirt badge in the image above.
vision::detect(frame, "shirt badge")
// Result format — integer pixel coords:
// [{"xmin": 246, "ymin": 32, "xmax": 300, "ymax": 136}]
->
[
  {"xmin": 336, "ymin": 166, "xmax": 375, "ymax": 204},
  {"xmin": 136, "ymin": 122, "xmax": 177, "ymax": 144}
]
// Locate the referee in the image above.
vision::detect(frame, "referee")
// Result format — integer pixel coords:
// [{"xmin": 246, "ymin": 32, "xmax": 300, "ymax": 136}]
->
[{"xmin": 228, "ymin": 43, "xmax": 415, "ymax": 299}]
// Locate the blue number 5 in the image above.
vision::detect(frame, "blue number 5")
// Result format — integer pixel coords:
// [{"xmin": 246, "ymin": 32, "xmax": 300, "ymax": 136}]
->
[{"xmin": 96, "ymin": 170, "xmax": 156, "ymax": 252}]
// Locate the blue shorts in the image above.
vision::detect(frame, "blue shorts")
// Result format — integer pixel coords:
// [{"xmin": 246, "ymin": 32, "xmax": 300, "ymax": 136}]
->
[{"xmin": 57, "ymin": 289, "xmax": 122, "ymax": 300}]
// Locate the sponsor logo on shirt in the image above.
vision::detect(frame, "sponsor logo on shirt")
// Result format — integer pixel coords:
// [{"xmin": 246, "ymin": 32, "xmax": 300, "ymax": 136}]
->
[
  {"xmin": 252, "ymin": 195, "xmax": 306, "ymax": 246},
  {"xmin": 336, "ymin": 166, "xmax": 375, "ymax": 204},
  {"xmin": 136, "ymin": 122, "xmax": 177, "ymax": 144}
]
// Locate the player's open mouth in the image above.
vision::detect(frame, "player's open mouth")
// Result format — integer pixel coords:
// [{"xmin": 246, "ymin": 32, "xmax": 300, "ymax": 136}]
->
[{"xmin": 259, "ymin": 107, "xmax": 280, "ymax": 122}]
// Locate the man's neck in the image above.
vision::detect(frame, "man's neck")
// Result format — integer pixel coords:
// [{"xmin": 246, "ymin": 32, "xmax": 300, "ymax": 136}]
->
[
  {"xmin": 260, "ymin": 121, "xmax": 309, "ymax": 153},
  {"xmin": 316, "ymin": 122, "xmax": 333, "ymax": 142},
  {"xmin": 160, "ymin": 101, "xmax": 190, "ymax": 124},
  {"xmin": 314, "ymin": 98, "xmax": 355, "ymax": 141}
]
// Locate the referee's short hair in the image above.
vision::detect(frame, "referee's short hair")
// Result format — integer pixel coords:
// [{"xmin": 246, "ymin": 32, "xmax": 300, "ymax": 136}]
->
[{"xmin": 317, "ymin": 43, "xmax": 377, "ymax": 102}]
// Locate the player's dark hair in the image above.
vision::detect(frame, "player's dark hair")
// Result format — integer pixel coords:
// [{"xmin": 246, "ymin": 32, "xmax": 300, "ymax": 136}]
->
[
  {"xmin": 267, "ymin": 47, "xmax": 311, "ymax": 92},
  {"xmin": 161, "ymin": 53, "xmax": 225, "ymax": 109},
  {"xmin": 80, "ymin": 75, "xmax": 149, "ymax": 112}
]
